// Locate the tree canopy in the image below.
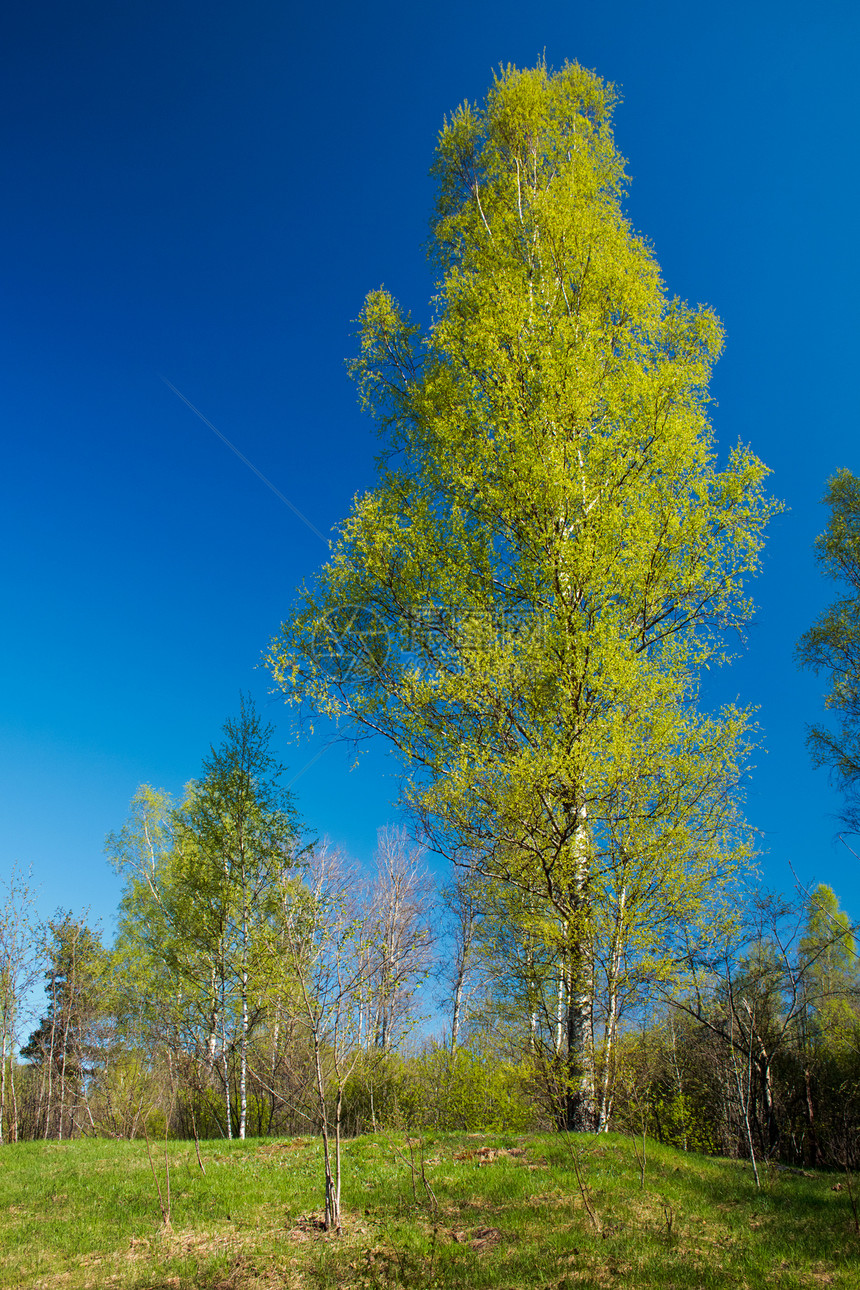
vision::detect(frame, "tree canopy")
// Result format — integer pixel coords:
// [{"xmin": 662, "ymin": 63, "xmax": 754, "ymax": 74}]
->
[{"xmin": 267, "ymin": 61, "xmax": 777, "ymax": 1129}]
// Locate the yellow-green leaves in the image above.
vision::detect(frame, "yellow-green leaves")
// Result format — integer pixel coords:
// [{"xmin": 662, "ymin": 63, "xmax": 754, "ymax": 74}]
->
[{"xmin": 268, "ymin": 62, "xmax": 777, "ymax": 1031}]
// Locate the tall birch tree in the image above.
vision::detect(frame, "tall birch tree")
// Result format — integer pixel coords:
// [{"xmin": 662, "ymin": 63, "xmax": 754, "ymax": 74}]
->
[
  {"xmin": 108, "ymin": 701, "xmax": 302, "ymax": 1139},
  {"xmin": 268, "ymin": 62, "xmax": 776, "ymax": 1130},
  {"xmin": 108, "ymin": 785, "xmax": 233, "ymax": 1106},
  {"xmin": 183, "ymin": 697, "xmax": 301, "ymax": 1138}
]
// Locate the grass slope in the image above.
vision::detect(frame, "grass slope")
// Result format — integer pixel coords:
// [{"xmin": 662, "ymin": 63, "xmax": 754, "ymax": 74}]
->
[{"xmin": 0, "ymin": 1132, "xmax": 855, "ymax": 1288}]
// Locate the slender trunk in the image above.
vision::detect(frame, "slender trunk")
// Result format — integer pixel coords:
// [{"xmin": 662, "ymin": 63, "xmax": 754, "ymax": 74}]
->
[
  {"xmin": 271, "ymin": 1017, "xmax": 279, "ymax": 1086},
  {"xmin": 240, "ymin": 884, "xmax": 248, "ymax": 1141},
  {"xmin": 222, "ymin": 1012, "xmax": 232, "ymax": 1141},
  {"xmin": 44, "ymin": 970, "xmax": 58, "ymax": 1140},
  {"xmin": 565, "ymin": 808, "xmax": 595, "ymax": 1133},
  {"xmin": 6, "ymin": 991, "xmax": 19, "ymax": 1144},
  {"xmin": 728, "ymin": 1001, "xmax": 759, "ymax": 1187},
  {"xmin": 450, "ymin": 901, "xmax": 475, "ymax": 1053},
  {"xmin": 0, "ymin": 1004, "xmax": 8, "ymax": 1146},
  {"xmin": 334, "ymin": 1085, "xmax": 343, "ymax": 1232},
  {"xmin": 741, "ymin": 999, "xmax": 776, "ymax": 1152},
  {"xmin": 206, "ymin": 966, "xmax": 219, "ymax": 1075},
  {"xmin": 376, "ymin": 912, "xmax": 393, "ymax": 1053},
  {"xmin": 451, "ymin": 974, "xmax": 463, "ymax": 1051},
  {"xmin": 266, "ymin": 1016, "xmax": 279, "ymax": 1135},
  {"xmin": 526, "ymin": 938, "xmax": 538, "ymax": 1049},
  {"xmin": 668, "ymin": 1015, "xmax": 688, "ymax": 1151},
  {"xmin": 719, "ymin": 1052, "xmax": 732, "ymax": 1156},
  {"xmin": 597, "ymin": 886, "xmax": 626, "ymax": 1133},
  {"xmin": 555, "ymin": 942, "xmax": 566, "ymax": 1056},
  {"xmin": 9, "ymin": 1052, "xmax": 18, "ymax": 1144},
  {"xmin": 597, "ymin": 986, "xmax": 618, "ymax": 1133},
  {"xmin": 58, "ymin": 945, "xmax": 78, "ymax": 1143},
  {"xmin": 757, "ymin": 1052, "xmax": 776, "ymax": 1150},
  {"xmin": 313, "ymin": 1026, "xmax": 336, "ymax": 1230},
  {"xmin": 804, "ymin": 1067, "xmax": 819, "ymax": 1167},
  {"xmin": 78, "ymin": 1023, "xmax": 96, "ymax": 1136}
]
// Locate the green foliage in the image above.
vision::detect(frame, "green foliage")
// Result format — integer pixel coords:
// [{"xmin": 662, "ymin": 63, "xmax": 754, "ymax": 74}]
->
[
  {"xmin": 612, "ymin": 1023, "xmax": 724, "ymax": 1157},
  {"xmin": 268, "ymin": 62, "xmax": 777, "ymax": 1129},
  {"xmin": 416, "ymin": 1044, "xmax": 535, "ymax": 1133},
  {"xmin": 22, "ymin": 916, "xmax": 107, "ymax": 1066},
  {"xmin": 800, "ymin": 883, "xmax": 858, "ymax": 1051},
  {"xmin": 341, "ymin": 1044, "xmax": 536, "ymax": 1136},
  {"xmin": 87, "ymin": 1049, "xmax": 164, "ymax": 1140},
  {"xmin": 107, "ymin": 700, "xmax": 304, "ymax": 1141},
  {"xmin": 797, "ymin": 469, "xmax": 860, "ymax": 827},
  {"xmin": 19, "ymin": 913, "xmax": 110, "ymax": 1141}
]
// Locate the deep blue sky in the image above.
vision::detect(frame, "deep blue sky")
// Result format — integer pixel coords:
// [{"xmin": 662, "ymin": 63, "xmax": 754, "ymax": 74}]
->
[{"xmin": 1, "ymin": 0, "xmax": 858, "ymax": 938}]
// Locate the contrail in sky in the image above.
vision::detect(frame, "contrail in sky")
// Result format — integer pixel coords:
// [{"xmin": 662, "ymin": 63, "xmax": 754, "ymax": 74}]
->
[{"xmin": 161, "ymin": 376, "xmax": 328, "ymax": 545}]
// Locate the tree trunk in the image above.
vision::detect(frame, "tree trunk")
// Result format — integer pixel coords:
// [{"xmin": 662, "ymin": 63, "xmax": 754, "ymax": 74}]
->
[
  {"xmin": 450, "ymin": 912, "xmax": 476, "ymax": 1051},
  {"xmin": 334, "ymin": 1085, "xmax": 343, "ymax": 1232},
  {"xmin": 43, "ymin": 970, "xmax": 58, "ymax": 1140},
  {"xmin": 451, "ymin": 967, "xmax": 465, "ymax": 1050},
  {"xmin": 9, "ymin": 1054, "xmax": 18, "ymax": 1144},
  {"xmin": 223, "ymin": 1029, "xmax": 232, "ymax": 1140},
  {"xmin": 804, "ymin": 1067, "xmax": 819, "ymax": 1167},
  {"xmin": 58, "ymin": 937, "xmax": 80, "ymax": 1143},
  {"xmin": 597, "ymin": 885, "xmax": 627, "ymax": 1133},
  {"xmin": 566, "ymin": 969, "xmax": 595, "ymax": 1131},
  {"xmin": 313, "ymin": 1026, "xmax": 337, "ymax": 1231},
  {"xmin": 555, "ymin": 948, "xmax": 566, "ymax": 1057},
  {"xmin": 596, "ymin": 985, "xmax": 618, "ymax": 1134},
  {"xmin": 0, "ymin": 997, "xmax": 9, "ymax": 1146},
  {"xmin": 668, "ymin": 1014, "xmax": 688, "ymax": 1151},
  {"xmin": 206, "ymin": 968, "xmax": 219, "ymax": 1074},
  {"xmin": 565, "ymin": 809, "xmax": 595, "ymax": 1133},
  {"xmin": 240, "ymin": 891, "xmax": 248, "ymax": 1141}
]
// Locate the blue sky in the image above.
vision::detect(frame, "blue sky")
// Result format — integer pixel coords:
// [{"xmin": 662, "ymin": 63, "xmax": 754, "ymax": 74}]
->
[{"xmin": 1, "ymin": 0, "xmax": 858, "ymax": 938}]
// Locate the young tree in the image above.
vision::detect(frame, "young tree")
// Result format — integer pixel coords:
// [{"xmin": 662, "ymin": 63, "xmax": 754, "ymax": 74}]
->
[
  {"xmin": 799, "ymin": 884, "xmax": 857, "ymax": 1033},
  {"xmin": 108, "ymin": 784, "xmax": 235, "ymax": 1131},
  {"xmin": 437, "ymin": 864, "xmax": 484, "ymax": 1052},
  {"xmin": 268, "ymin": 62, "xmax": 776, "ymax": 1130},
  {"xmin": 180, "ymin": 696, "xmax": 302, "ymax": 1139},
  {"xmin": 108, "ymin": 700, "xmax": 303, "ymax": 1140},
  {"xmin": 797, "ymin": 470, "xmax": 860, "ymax": 829},
  {"xmin": 276, "ymin": 843, "xmax": 374, "ymax": 1231},
  {"xmin": 365, "ymin": 825, "xmax": 433, "ymax": 1053},
  {"xmin": 796, "ymin": 883, "xmax": 858, "ymax": 1163}
]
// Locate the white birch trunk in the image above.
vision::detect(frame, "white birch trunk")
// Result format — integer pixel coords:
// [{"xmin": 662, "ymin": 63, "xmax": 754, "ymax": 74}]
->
[
  {"xmin": 240, "ymin": 880, "xmax": 248, "ymax": 1140},
  {"xmin": 597, "ymin": 883, "xmax": 626, "ymax": 1133},
  {"xmin": 565, "ymin": 806, "xmax": 595, "ymax": 1132}
]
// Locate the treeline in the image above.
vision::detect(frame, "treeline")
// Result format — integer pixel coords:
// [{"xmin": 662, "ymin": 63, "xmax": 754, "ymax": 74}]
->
[{"xmin": 0, "ymin": 701, "xmax": 856, "ymax": 1178}]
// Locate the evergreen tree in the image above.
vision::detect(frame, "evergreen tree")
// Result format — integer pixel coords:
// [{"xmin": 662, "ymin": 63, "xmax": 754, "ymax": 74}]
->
[
  {"xmin": 22, "ymin": 913, "xmax": 106, "ymax": 1139},
  {"xmin": 797, "ymin": 470, "xmax": 860, "ymax": 829}
]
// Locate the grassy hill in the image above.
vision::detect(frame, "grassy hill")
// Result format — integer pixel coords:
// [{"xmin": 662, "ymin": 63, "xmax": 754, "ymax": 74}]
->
[{"xmin": 0, "ymin": 1131, "xmax": 855, "ymax": 1288}]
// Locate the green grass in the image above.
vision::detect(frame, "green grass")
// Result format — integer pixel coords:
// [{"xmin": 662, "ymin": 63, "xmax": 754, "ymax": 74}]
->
[{"xmin": 0, "ymin": 1131, "xmax": 855, "ymax": 1288}]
